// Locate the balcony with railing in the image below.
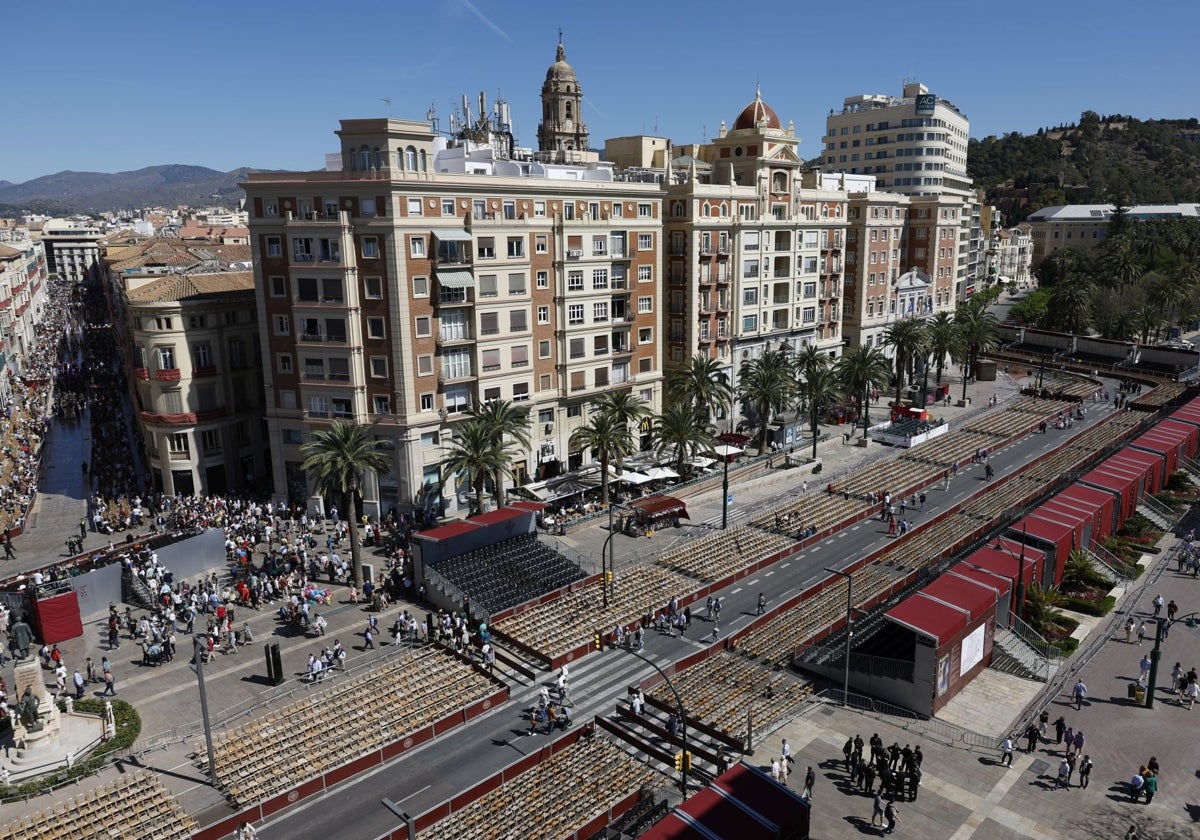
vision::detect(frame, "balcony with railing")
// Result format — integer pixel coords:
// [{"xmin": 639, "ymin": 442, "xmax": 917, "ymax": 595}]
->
[
  {"xmin": 193, "ymin": 365, "xmax": 217, "ymax": 378},
  {"xmin": 285, "ymin": 210, "xmax": 342, "ymax": 226},
  {"xmin": 300, "ymin": 370, "xmax": 353, "ymax": 383},
  {"xmin": 154, "ymin": 368, "xmax": 181, "ymax": 382},
  {"xmin": 436, "ymin": 330, "xmax": 475, "ymax": 346},
  {"xmin": 133, "ymin": 367, "xmax": 149, "ymax": 381}
]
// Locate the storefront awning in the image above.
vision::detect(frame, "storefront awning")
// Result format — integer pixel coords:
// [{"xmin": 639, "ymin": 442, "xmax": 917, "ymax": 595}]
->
[
  {"xmin": 431, "ymin": 228, "xmax": 472, "ymax": 241},
  {"xmin": 629, "ymin": 495, "xmax": 689, "ymax": 520},
  {"xmin": 437, "ymin": 270, "xmax": 475, "ymax": 289}
]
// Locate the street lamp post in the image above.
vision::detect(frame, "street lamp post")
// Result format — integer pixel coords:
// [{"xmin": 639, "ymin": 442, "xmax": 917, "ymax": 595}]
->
[
  {"xmin": 626, "ymin": 648, "xmax": 689, "ymax": 795},
  {"xmin": 1145, "ymin": 612, "xmax": 1195, "ymax": 708},
  {"xmin": 721, "ymin": 447, "xmax": 731, "ymax": 530},
  {"xmin": 824, "ymin": 567, "xmax": 854, "ymax": 706},
  {"xmin": 192, "ymin": 638, "xmax": 218, "ymax": 787}
]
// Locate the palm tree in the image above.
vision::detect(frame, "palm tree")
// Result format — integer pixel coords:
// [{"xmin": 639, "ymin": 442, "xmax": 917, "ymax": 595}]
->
[
  {"xmin": 440, "ymin": 418, "xmax": 512, "ymax": 516},
  {"xmin": 649, "ymin": 402, "xmax": 717, "ymax": 477},
  {"xmin": 668, "ymin": 354, "xmax": 733, "ymax": 421},
  {"xmin": 468, "ymin": 399, "xmax": 531, "ymax": 509},
  {"xmin": 1021, "ymin": 581, "xmax": 1064, "ymax": 636},
  {"xmin": 883, "ymin": 317, "xmax": 929, "ymax": 405},
  {"xmin": 569, "ymin": 411, "xmax": 633, "ymax": 505},
  {"xmin": 954, "ymin": 299, "xmax": 1000, "ymax": 399},
  {"xmin": 1046, "ymin": 280, "xmax": 1093, "ymax": 334},
  {"xmin": 834, "ymin": 345, "xmax": 891, "ymax": 439},
  {"xmin": 925, "ymin": 311, "xmax": 962, "ymax": 386},
  {"xmin": 736, "ymin": 348, "xmax": 795, "ymax": 453},
  {"xmin": 797, "ymin": 364, "xmax": 842, "ymax": 458},
  {"xmin": 300, "ymin": 420, "xmax": 393, "ymax": 588},
  {"xmin": 792, "ymin": 343, "xmax": 832, "ymax": 380},
  {"xmin": 592, "ymin": 389, "xmax": 651, "ymax": 470}
]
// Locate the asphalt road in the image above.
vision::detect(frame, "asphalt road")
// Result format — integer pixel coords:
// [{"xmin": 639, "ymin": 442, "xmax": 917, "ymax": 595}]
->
[{"xmin": 261, "ymin": 393, "xmax": 1120, "ymax": 840}]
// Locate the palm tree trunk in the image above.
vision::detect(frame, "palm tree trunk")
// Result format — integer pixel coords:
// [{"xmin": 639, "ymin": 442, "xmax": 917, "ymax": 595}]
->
[
  {"xmin": 894, "ymin": 354, "xmax": 904, "ymax": 406},
  {"xmin": 758, "ymin": 414, "xmax": 770, "ymax": 455},
  {"xmin": 345, "ymin": 487, "xmax": 365, "ymax": 589},
  {"xmin": 600, "ymin": 454, "xmax": 610, "ymax": 505},
  {"xmin": 810, "ymin": 407, "xmax": 820, "ymax": 459},
  {"xmin": 492, "ymin": 468, "xmax": 507, "ymax": 509}
]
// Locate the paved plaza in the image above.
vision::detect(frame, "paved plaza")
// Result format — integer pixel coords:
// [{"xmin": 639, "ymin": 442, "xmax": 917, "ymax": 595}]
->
[{"xmin": 2, "ymin": 365, "xmax": 1199, "ymax": 839}]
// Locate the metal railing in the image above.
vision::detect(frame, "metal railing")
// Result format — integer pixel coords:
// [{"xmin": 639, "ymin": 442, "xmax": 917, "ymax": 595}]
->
[
  {"xmin": 1005, "ymin": 611, "xmax": 1060, "ymax": 675},
  {"xmin": 802, "ymin": 689, "xmax": 998, "ymax": 751}
]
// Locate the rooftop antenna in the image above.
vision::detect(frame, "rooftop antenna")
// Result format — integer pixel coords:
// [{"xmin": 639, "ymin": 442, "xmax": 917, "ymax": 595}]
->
[
  {"xmin": 381, "ymin": 97, "xmax": 392, "ymax": 116},
  {"xmin": 427, "ymin": 102, "xmax": 439, "ymax": 134}
]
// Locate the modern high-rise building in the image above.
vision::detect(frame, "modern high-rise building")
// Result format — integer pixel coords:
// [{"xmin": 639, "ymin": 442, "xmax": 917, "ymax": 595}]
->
[
  {"xmin": 823, "ymin": 82, "xmax": 976, "ymax": 306},
  {"xmin": 242, "ymin": 44, "xmax": 664, "ymax": 517},
  {"xmin": 39, "ymin": 219, "xmax": 104, "ymax": 284}
]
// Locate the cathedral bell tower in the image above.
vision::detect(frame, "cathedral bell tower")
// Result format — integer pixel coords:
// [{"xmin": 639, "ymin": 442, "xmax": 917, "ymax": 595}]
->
[{"xmin": 537, "ymin": 37, "xmax": 589, "ymax": 155}]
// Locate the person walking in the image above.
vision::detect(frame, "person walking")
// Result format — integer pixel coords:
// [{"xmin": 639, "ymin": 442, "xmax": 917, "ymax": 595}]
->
[
  {"xmin": 1152, "ymin": 593, "xmax": 1164, "ymax": 617},
  {"xmin": 1054, "ymin": 758, "xmax": 1070, "ymax": 790},
  {"xmin": 1072, "ymin": 678, "xmax": 1087, "ymax": 709},
  {"xmin": 1124, "ymin": 617, "xmax": 1135, "ymax": 643},
  {"xmin": 883, "ymin": 799, "xmax": 899, "ymax": 834},
  {"xmin": 1142, "ymin": 771, "xmax": 1157, "ymax": 804},
  {"xmin": 1000, "ymin": 735, "xmax": 1013, "ymax": 767},
  {"xmin": 871, "ymin": 791, "xmax": 885, "ymax": 826},
  {"xmin": 757, "ymin": 593, "xmax": 766, "ymax": 615},
  {"xmin": 802, "ymin": 765, "xmax": 815, "ymax": 801},
  {"xmin": 1078, "ymin": 755, "xmax": 1093, "ymax": 789},
  {"xmin": 1053, "ymin": 716, "xmax": 1066, "ymax": 745},
  {"xmin": 1139, "ymin": 654, "xmax": 1152, "ymax": 684},
  {"xmin": 1137, "ymin": 620, "xmax": 1147, "ymax": 645},
  {"xmin": 102, "ymin": 667, "xmax": 117, "ymax": 696},
  {"xmin": 1167, "ymin": 600, "xmax": 1178, "ymax": 622}
]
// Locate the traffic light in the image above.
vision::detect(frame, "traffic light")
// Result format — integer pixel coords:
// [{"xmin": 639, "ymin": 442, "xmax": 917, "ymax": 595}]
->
[
  {"xmin": 605, "ymin": 571, "xmax": 613, "ymax": 584},
  {"xmin": 594, "ymin": 632, "xmax": 603, "ymax": 651},
  {"xmin": 674, "ymin": 752, "xmax": 683, "ymax": 772},
  {"xmin": 683, "ymin": 751, "xmax": 692, "ymax": 771}
]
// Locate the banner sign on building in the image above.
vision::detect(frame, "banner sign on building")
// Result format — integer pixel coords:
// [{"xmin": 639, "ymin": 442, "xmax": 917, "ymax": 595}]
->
[{"xmin": 915, "ymin": 94, "xmax": 937, "ymax": 115}]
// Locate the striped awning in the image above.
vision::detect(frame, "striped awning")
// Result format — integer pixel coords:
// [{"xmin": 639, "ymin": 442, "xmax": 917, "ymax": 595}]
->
[{"xmin": 437, "ymin": 270, "xmax": 475, "ymax": 289}]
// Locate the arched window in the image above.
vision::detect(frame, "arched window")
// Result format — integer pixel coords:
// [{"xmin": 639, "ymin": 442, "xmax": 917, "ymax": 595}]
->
[
  {"xmin": 772, "ymin": 171, "xmax": 787, "ymax": 192},
  {"xmin": 359, "ymin": 148, "xmax": 370, "ymax": 171},
  {"xmin": 419, "ymin": 150, "xmax": 427, "ymax": 172},
  {"xmin": 395, "ymin": 150, "xmax": 405, "ymax": 171},
  {"xmin": 565, "ymin": 102, "xmax": 572, "ymax": 120},
  {"xmin": 671, "ymin": 201, "xmax": 684, "ymax": 218},
  {"xmin": 719, "ymin": 202, "xmax": 728, "ymax": 217},
  {"xmin": 701, "ymin": 204, "xmax": 710, "ymax": 218},
  {"xmin": 374, "ymin": 148, "xmax": 382, "ymax": 169},
  {"xmin": 349, "ymin": 151, "xmax": 357, "ymax": 171},
  {"xmin": 405, "ymin": 146, "xmax": 418, "ymax": 171}
]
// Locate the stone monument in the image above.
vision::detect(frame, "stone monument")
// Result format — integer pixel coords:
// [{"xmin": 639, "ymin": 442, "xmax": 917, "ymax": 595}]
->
[{"xmin": 11, "ymin": 660, "xmax": 61, "ymax": 751}]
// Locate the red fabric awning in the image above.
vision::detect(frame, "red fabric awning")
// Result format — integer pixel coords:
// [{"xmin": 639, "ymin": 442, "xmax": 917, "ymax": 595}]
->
[{"xmin": 628, "ymin": 495, "xmax": 689, "ymax": 520}]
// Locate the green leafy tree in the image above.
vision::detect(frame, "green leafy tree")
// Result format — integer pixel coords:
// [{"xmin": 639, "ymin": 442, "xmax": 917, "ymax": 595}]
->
[
  {"xmin": 925, "ymin": 311, "xmax": 963, "ymax": 384},
  {"xmin": 300, "ymin": 421, "xmax": 394, "ymax": 588},
  {"xmin": 439, "ymin": 418, "xmax": 512, "ymax": 517},
  {"xmin": 569, "ymin": 411, "xmax": 633, "ymax": 505},
  {"xmin": 834, "ymin": 345, "xmax": 891, "ymax": 438},
  {"xmin": 668, "ymin": 354, "xmax": 733, "ymax": 423},
  {"xmin": 468, "ymin": 398, "xmax": 530, "ymax": 508},
  {"xmin": 1046, "ymin": 279, "xmax": 1094, "ymax": 333},
  {"xmin": 797, "ymin": 364, "xmax": 842, "ymax": 458},
  {"xmin": 649, "ymin": 402, "xmax": 717, "ymax": 478},
  {"xmin": 736, "ymin": 348, "xmax": 795, "ymax": 453},
  {"xmin": 883, "ymin": 317, "xmax": 929, "ymax": 405},
  {"xmin": 592, "ymin": 389, "xmax": 651, "ymax": 471}
]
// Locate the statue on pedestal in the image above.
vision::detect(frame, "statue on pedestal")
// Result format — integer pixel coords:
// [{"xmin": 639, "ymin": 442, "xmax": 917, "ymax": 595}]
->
[{"xmin": 18, "ymin": 686, "xmax": 41, "ymax": 733}]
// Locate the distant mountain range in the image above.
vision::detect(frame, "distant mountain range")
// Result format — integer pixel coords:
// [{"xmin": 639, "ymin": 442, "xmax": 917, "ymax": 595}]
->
[{"xmin": 0, "ymin": 165, "xmax": 257, "ymax": 216}]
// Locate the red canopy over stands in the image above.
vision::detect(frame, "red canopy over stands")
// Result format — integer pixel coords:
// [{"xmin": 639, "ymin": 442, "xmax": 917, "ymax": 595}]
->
[
  {"xmin": 920, "ymin": 573, "xmax": 1000, "ymax": 622},
  {"xmin": 885, "ymin": 593, "xmax": 968, "ymax": 644},
  {"xmin": 468, "ymin": 507, "xmax": 527, "ymax": 526},
  {"xmin": 629, "ymin": 495, "xmax": 690, "ymax": 520}
]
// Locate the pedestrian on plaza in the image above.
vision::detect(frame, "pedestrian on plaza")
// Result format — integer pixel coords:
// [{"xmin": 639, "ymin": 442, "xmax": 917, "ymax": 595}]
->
[
  {"xmin": 102, "ymin": 667, "xmax": 116, "ymax": 696},
  {"xmin": 1054, "ymin": 758, "xmax": 1070, "ymax": 789},
  {"xmin": 1138, "ymin": 654, "xmax": 1152, "ymax": 684},
  {"xmin": 1000, "ymin": 735, "xmax": 1013, "ymax": 766},
  {"xmin": 1129, "ymin": 770, "xmax": 1145, "ymax": 802},
  {"xmin": 2, "ymin": 537, "xmax": 13, "ymax": 561},
  {"xmin": 883, "ymin": 799, "xmax": 899, "ymax": 834},
  {"xmin": 1185, "ymin": 677, "xmax": 1199, "ymax": 709},
  {"xmin": 78, "ymin": 518, "xmax": 87, "ymax": 540},
  {"xmin": 1143, "ymin": 771, "xmax": 1157, "ymax": 804},
  {"xmin": 1152, "ymin": 593, "xmax": 1164, "ymax": 617},
  {"xmin": 842, "ymin": 738, "xmax": 854, "ymax": 772},
  {"xmin": 1072, "ymin": 730, "xmax": 1084, "ymax": 756},
  {"xmin": 1063, "ymin": 725, "xmax": 1074, "ymax": 755},
  {"xmin": 1078, "ymin": 755, "xmax": 1093, "ymax": 788},
  {"xmin": 1167, "ymin": 600, "xmax": 1178, "ymax": 621},
  {"xmin": 918, "ymin": 492, "xmax": 926, "ymax": 512},
  {"xmin": 1053, "ymin": 716, "xmax": 1066, "ymax": 745},
  {"xmin": 985, "ymin": 463, "xmax": 994, "ymax": 481},
  {"xmin": 1072, "ymin": 678, "xmax": 1087, "ymax": 709},
  {"xmin": 1123, "ymin": 616, "xmax": 1135, "ymax": 643},
  {"xmin": 1124, "ymin": 826, "xmax": 1138, "ymax": 840},
  {"xmin": 757, "ymin": 593, "xmax": 766, "ymax": 615},
  {"xmin": 802, "ymin": 765, "xmax": 815, "ymax": 801},
  {"xmin": 871, "ymin": 791, "xmax": 885, "ymax": 826},
  {"xmin": 771, "ymin": 758, "xmax": 784, "ymax": 784},
  {"xmin": 1137, "ymin": 620, "xmax": 1147, "ymax": 645},
  {"xmin": 1024, "ymin": 724, "xmax": 1039, "ymax": 753},
  {"xmin": 363, "ymin": 627, "xmax": 374, "ymax": 649},
  {"xmin": 236, "ymin": 821, "xmax": 258, "ymax": 840}
]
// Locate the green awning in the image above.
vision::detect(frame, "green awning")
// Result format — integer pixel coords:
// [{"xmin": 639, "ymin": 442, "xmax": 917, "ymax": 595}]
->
[
  {"xmin": 431, "ymin": 228, "xmax": 472, "ymax": 241},
  {"xmin": 437, "ymin": 270, "xmax": 475, "ymax": 289}
]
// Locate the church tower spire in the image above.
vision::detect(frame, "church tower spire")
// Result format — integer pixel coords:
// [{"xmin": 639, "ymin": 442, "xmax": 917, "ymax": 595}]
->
[{"xmin": 538, "ymin": 36, "xmax": 589, "ymax": 156}]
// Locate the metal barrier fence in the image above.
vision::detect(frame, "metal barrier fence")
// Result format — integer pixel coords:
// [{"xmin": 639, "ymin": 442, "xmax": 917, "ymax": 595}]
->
[{"xmin": 802, "ymin": 688, "xmax": 998, "ymax": 752}]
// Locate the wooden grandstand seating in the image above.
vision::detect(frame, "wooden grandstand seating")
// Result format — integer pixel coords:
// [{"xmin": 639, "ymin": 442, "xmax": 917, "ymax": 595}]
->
[
  {"xmin": 0, "ymin": 770, "xmax": 196, "ymax": 840},
  {"xmin": 197, "ymin": 646, "xmax": 497, "ymax": 807},
  {"xmin": 647, "ymin": 650, "xmax": 813, "ymax": 737},
  {"xmin": 657, "ymin": 527, "xmax": 795, "ymax": 582},
  {"xmin": 748, "ymin": 493, "xmax": 870, "ymax": 536},
  {"xmin": 420, "ymin": 734, "xmax": 659, "ymax": 840},
  {"xmin": 494, "ymin": 566, "xmax": 694, "ymax": 660}
]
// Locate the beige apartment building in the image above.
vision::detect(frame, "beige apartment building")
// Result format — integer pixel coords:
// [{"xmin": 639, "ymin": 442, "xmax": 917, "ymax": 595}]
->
[
  {"xmin": 0, "ymin": 229, "xmax": 50, "ymax": 391},
  {"xmin": 634, "ymin": 91, "xmax": 849, "ymax": 411},
  {"xmin": 108, "ymin": 271, "xmax": 268, "ymax": 496},
  {"xmin": 1026, "ymin": 203, "xmax": 1200, "ymax": 267},
  {"xmin": 242, "ymin": 102, "xmax": 664, "ymax": 516}
]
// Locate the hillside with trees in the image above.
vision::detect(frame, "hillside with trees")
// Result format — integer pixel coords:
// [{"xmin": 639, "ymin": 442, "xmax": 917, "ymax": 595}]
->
[{"xmin": 968, "ymin": 112, "xmax": 1200, "ymax": 223}]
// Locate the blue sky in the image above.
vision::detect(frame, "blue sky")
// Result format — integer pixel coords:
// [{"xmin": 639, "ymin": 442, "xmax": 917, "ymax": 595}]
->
[{"xmin": 3, "ymin": 0, "xmax": 1197, "ymax": 184}]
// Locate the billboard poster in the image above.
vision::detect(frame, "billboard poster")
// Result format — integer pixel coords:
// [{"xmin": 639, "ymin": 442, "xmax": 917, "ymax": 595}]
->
[
  {"xmin": 916, "ymin": 94, "xmax": 937, "ymax": 115},
  {"xmin": 937, "ymin": 653, "xmax": 950, "ymax": 696}
]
